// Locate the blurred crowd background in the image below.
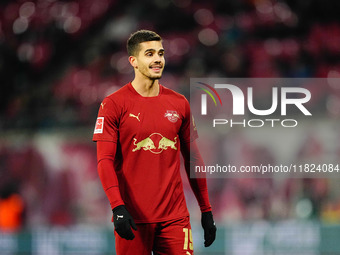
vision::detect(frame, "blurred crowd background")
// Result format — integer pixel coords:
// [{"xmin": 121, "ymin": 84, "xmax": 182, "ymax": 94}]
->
[{"xmin": 1, "ymin": 0, "xmax": 340, "ymax": 239}]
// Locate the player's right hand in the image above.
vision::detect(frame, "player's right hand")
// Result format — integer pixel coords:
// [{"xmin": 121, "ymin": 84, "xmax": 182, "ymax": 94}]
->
[{"xmin": 112, "ymin": 205, "xmax": 137, "ymax": 240}]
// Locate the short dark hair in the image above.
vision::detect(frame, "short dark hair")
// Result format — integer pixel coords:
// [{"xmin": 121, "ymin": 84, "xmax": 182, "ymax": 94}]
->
[{"xmin": 127, "ymin": 30, "xmax": 162, "ymax": 56}]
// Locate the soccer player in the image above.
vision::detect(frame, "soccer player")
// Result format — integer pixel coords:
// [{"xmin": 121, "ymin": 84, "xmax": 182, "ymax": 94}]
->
[{"xmin": 93, "ymin": 30, "xmax": 216, "ymax": 255}]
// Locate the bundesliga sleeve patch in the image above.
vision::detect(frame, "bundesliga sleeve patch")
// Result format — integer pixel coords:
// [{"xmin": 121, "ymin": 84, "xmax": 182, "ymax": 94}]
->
[{"xmin": 94, "ymin": 117, "xmax": 104, "ymax": 134}]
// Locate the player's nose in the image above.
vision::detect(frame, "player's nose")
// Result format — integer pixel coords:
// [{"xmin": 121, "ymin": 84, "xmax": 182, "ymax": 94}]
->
[{"xmin": 153, "ymin": 54, "xmax": 163, "ymax": 63}]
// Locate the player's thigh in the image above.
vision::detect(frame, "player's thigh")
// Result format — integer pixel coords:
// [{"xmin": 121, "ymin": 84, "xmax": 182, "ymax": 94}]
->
[
  {"xmin": 153, "ymin": 216, "xmax": 194, "ymax": 255},
  {"xmin": 115, "ymin": 223, "xmax": 156, "ymax": 255}
]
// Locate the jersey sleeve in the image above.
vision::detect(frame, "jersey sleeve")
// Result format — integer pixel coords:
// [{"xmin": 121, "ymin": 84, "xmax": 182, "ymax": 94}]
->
[
  {"xmin": 181, "ymin": 139, "xmax": 212, "ymax": 213},
  {"xmin": 179, "ymin": 97, "xmax": 198, "ymax": 144},
  {"xmin": 93, "ymin": 97, "xmax": 120, "ymax": 142},
  {"xmin": 97, "ymin": 141, "xmax": 124, "ymax": 210}
]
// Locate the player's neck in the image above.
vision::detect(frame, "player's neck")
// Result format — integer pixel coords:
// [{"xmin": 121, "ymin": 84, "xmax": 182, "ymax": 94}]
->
[{"xmin": 131, "ymin": 78, "xmax": 160, "ymax": 97}]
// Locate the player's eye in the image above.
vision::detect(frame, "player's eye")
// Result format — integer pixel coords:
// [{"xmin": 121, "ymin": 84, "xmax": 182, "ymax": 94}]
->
[{"xmin": 145, "ymin": 52, "xmax": 153, "ymax": 57}]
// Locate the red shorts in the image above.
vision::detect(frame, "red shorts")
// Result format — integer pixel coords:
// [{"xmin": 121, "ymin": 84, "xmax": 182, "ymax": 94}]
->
[{"xmin": 115, "ymin": 216, "xmax": 194, "ymax": 255}]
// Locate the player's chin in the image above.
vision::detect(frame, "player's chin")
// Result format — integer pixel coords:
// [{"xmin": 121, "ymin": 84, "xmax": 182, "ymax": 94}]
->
[{"xmin": 149, "ymin": 73, "xmax": 163, "ymax": 80}]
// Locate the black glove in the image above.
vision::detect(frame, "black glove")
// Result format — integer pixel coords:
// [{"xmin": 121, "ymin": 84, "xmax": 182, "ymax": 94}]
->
[
  {"xmin": 112, "ymin": 205, "xmax": 137, "ymax": 240},
  {"xmin": 201, "ymin": 211, "xmax": 216, "ymax": 247}
]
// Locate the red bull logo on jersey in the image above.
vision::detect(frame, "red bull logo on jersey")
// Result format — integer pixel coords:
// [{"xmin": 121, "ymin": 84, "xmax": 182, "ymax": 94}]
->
[
  {"xmin": 132, "ymin": 137, "xmax": 156, "ymax": 152},
  {"xmin": 132, "ymin": 133, "xmax": 177, "ymax": 154},
  {"xmin": 164, "ymin": 110, "xmax": 180, "ymax": 123}
]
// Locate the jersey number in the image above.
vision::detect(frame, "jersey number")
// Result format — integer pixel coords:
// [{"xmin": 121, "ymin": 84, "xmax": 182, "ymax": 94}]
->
[{"xmin": 183, "ymin": 228, "xmax": 193, "ymax": 252}]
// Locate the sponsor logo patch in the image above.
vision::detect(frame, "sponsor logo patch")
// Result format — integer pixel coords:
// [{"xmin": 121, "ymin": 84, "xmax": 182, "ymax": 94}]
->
[
  {"xmin": 94, "ymin": 117, "xmax": 104, "ymax": 134},
  {"xmin": 132, "ymin": 133, "xmax": 177, "ymax": 154}
]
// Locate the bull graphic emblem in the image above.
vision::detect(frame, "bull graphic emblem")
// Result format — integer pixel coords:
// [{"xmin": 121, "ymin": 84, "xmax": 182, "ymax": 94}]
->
[
  {"xmin": 132, "ymin": 133, "xmax": 177, "ymax": 154},
  {"xmin": 132, "ymin": 137, "xmax": 156, "ymax": 152},
  {"xmin": 164, "ymin": 110, "xmax": 180, "ymax": 123},
  {"xmin": 158, "ymin": 137, "xmax": 177, "ymax": 150}
]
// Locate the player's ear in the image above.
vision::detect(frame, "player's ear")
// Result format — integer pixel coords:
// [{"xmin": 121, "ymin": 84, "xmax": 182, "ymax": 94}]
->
[{"xmin": 128, "ymin": 56, "xmax": 138, "ymax": 69}]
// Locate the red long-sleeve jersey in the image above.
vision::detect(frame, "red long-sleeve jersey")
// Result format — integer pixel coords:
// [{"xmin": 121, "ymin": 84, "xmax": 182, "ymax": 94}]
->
[{"xmin": 93, "ymin": 82, "xmax": 211, "ymax": 223}]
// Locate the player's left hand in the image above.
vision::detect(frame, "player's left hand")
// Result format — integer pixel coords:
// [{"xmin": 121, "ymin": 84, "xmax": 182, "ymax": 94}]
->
[{"xmin": 201, "ymin": 211, "xmax": 216, "ymax": 247}]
